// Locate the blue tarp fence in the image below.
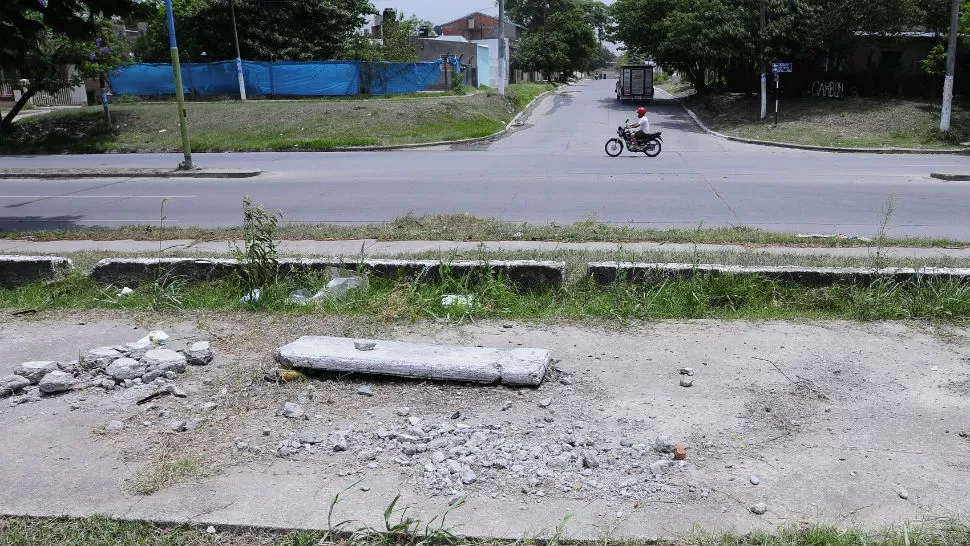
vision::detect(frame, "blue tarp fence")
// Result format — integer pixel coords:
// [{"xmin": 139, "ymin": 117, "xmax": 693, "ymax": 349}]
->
[{"xmin": 110, "ymin": 58, "xmax": 460, "ymax": 97}]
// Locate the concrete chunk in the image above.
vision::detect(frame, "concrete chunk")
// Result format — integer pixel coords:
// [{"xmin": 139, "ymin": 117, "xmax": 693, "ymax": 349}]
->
[
  {"xmin": 91, "ymin": 258, "xmax": 237, "ymax": 286},
  {"xmin": 0, "ymin": 255, "xmax": 72, "ymax": 288},
  {"xmin": 276, "ymin": 336, "xmax": 551, "ymax": 386}
]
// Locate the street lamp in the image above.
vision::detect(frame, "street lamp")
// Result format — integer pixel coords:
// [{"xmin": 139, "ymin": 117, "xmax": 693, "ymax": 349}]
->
[
  {"xmin": 759, "ymin": 0, "xmax": 766, "ymax": 121},
  {"xmin": 229, "ymin": 0, "xmax": 247, "ymax": 100},
  {"xmin": 164, "ymin": 0, "xmax": 193, "ymax": 170}
]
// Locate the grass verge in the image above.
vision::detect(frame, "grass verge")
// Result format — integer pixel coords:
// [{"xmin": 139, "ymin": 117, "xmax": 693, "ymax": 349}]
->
[
  {"xmin": 1, "ymin": 214, "xmax": 966, "ymax": 248},
  {"xmin": 1, "ymin": 515, "xmax": 969, "ymax": 546},
  {"xmin": 0, "ymin": 86, "xmax": 552, "ymax": 153},
  {"xmin": 3, "ymin": 258, "xmax": 970, "ymax": 322},
  {"xmin": 658, "ymin": 83, "xmax": 970, "ymax": 149}
]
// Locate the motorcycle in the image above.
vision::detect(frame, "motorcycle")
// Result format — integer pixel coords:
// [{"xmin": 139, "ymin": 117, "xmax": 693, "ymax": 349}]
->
[{"xmin": 605, "ymin": 120, "xmax": 662, "ymax": 157}]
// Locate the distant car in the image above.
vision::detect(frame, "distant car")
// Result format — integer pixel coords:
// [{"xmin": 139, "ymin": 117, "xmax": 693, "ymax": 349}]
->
[{"xmin": 616, "ymin": 65, "xmax": 654, "ymax": 102}]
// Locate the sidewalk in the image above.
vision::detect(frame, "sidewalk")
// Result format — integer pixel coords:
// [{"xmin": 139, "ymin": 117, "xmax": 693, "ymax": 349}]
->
[
  {"xmin": 2, "ymin": 238, "xmax": 968, "ymax": 260},
  {"xmin": 2, "ymin": 314, "xmax": 969, "ymax": 539}
]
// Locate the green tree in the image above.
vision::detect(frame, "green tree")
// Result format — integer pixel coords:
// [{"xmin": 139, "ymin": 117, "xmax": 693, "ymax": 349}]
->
[
  {"xmin": 345, "ymin": 11, "xmax": 419, "ymax": 62},
  {"xmin": 1, "ymin": 0, "xmax": 138, "ymax": 133},
  {"xmin": 506, "ymin": 0, "xmax": 598, "ymax": 79},
  {"xmin": 134, "ymin": 0, "xmax": 376, "ymax": 62}
]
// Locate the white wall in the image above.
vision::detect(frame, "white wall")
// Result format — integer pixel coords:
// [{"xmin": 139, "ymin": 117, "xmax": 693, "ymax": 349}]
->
[{"xmin": 473, "ymin": 38, "xmax": 507, "ymax": 88}]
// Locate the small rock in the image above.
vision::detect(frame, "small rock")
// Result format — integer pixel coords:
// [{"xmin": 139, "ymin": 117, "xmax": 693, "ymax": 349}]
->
[
  {"xmin": 750, "ymin": 475, "xmax": 761, "ymax": 485},
  {"xmin": 262, "ymin": 428, "xmax": 271, "ymax": 436},
  {"xmin": 81, "ymin": 347, "xmax": 122, "ymax": 370},
  {"xmin": 649, "ymin": 460, "xmax": 677, "ymax": 475},
  {"xmin": 673, "ymin": 444, "xmax": 687, "ymax": 460},
  {"xmin": 653, "ymin": 437, "xmax": 676, "ymax": 454},
  {"xmin": 357, "ymin": 386, "xmax": 374, "ymax": 397},
  {"xmin": 170, "ymin": 420, "xmax": 188, "ymax": 432},
  {"xmin": 678, "ymin": 367, "xmax": 695, "ymax": 376},
  {"xmin": 106, "ymin": 358, "xmax": 146, "ymax": 381},
  {"xmin": 360, "ymin": 485, "xmax": 371, "ymax": 492},
  {"xmin": 185, "ymin": 341, "xmax": 213, "ymax": 366},
  {"xmin": 101, "ymin": 379, "xmax": 116, "ymax": 390},
  {"xmin": 620, "ymin": 439, "xmax": 634, "ymax": 448},
  {"xmin": 38, "ymin": 371, "xmax": 75, "ymax": 394},
  {"xmin": 898, "ymin": 488, "xmax": 910, "ymax": 500},
  {"xmin": 330, "ymin": 433, "xmax": 349, "ymax": 452},
  {"xmin": 560, "ymin": 377, "xmax": 573, "ymax": 385},
  {"xmin": 407, "ymin": 416, "xmax": 422, "ymax": 426},
  {"xmin": 143, "ymin": 349, "xmax": 187, "ymax": 375},
  {"xmin": 1, "ymin": 375, "xmax": 31, "ymax": 397},
  {"xmin": 751, "ymin": 503, "xmax": 767, "ymax": 515},
  {"xmin": 13, "ymin": 361, "xmax": 58, "ymax": 384},
  {"xmin": 680, "ymin": 378, "xmax": 694, "ymax": 388},
  {"xmin": 582, "ymin": 451, "xmax": 600, "ymax": 469},
  {"xmin": 451, "ymin": 411, "xmax": 461, "ymax": 419},
  {"xmin": 538, "ymin": 397, "xmax": 552, "ymax": 408},
  {"xmin": 460, "ymin": 468, "xmax": 478, "ymax": 485},
  {"xmin": 354, "ymin": 342, "xmax": 376, "ymax": 351},
  {"xmin": 395, "ymin": 407, "xmax": 410, "ymax": 416},
  {"xmin": 164, "ymin": 371, "xmax": 178, "ymax": 380},
  {"xmin": 166, "ymin": 385, "xmax": 188, "ymax": 398},
  {"xmin": 431, "ymin": 451, "xmax": 446, "ymax": 464},
  {"xmin": 281, "ymin": 402, "xmax": 305, "ymax": 419},
  {"xmin": 105, "ymin": 420, "xmax": 125, "ymax": 431},
  {"xmin": 501, "ymin": 400, "xmax": 513, "ymax": 411}
]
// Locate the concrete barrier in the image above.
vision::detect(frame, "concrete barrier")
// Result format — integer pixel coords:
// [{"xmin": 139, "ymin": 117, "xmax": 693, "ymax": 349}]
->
[
  {"xmin": 91, "ymin": 258, "xmax": 238, "ymax": 286},
  {"xmin": 276, "ymin": 336, "xmax": 552, "ymax": 386},
  {"xmin": 91, "ymin": 257, "xmax": 565, "ymax": 289},
  {"xmin": 587, "ymin": 262, "xmax": 970, "ymax": 286},
  {"xmin": 0, "ymin": 255, "xmax": 73, "ymax": 288}
]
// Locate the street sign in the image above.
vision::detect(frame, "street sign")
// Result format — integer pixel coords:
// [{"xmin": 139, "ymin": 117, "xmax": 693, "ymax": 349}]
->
[{"xmin": 772, "ymin": 62, "xmax": 793, "ymax": 73}]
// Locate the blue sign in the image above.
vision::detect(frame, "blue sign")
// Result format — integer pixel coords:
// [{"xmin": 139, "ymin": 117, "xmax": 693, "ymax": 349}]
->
[{"xmin": 772, "ymin": 62, "xmax": 793, "ymax": 73}]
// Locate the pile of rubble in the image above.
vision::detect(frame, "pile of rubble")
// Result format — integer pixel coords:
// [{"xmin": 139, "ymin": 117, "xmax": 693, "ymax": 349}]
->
[
  {"xmin": 1, "ymin": 331, "xmax": 212, "ymax": 401},
  {"xmin": 264, "ymin": 403, "xmax": 700, "ymax": 503}
]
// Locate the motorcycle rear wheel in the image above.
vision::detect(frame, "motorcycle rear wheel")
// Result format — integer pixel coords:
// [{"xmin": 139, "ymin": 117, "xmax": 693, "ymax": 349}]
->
[
  {"xmin": 643, "ymin": 139, "xmax": 661, "ymax": 157},
  {"xmin": 605, "ymin": 138, "xmax": 624, "ymax": 157}
]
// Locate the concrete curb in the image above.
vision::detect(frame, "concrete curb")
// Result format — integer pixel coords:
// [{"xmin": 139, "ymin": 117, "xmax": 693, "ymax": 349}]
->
[
  {"xmin": 91, "ymin": 257, "xmax": 565, "ymax": 289},
  {"xmin": 657, "ymin": 88, "xmax": 970, "ymax": 156},
  {"xmin": 276, "ymin": 336, "xmax": 552, "ymax": 386},
  {"xmin": 0, "ymin": 168, "xmax": 262, "ymax": 179},
  {"xmin": 930, "ymin": 172, "xmax": 970, "ymax": 181},
  {"xmin": 587, "ymin": 261, "xmax": 970, "ymax": 286},
  {"xmin": 0, "ymin": 254, "xmax": 73, "ymax": 288}
]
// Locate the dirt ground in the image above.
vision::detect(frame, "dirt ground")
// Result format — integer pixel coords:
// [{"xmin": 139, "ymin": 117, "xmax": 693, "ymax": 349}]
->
[{"xmin": 1, "ymin": 310, "xmax": 969, "ymax": 539}]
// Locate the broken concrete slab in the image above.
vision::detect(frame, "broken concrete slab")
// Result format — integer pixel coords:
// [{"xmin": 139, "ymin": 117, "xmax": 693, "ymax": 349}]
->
[
  {"xmin": 587, "ymin": 262, "xmax": 970, "ymax": 286},
  {"xmin": 275, "ymin": 336, "xmax": 551, "ymax": 386},
  {"xmin": 0, "ymin": 255, "xmax": 72, "ymax": 288}
]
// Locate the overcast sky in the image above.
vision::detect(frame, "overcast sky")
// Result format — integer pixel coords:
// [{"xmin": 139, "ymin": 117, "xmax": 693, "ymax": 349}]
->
[{"xmin": 370, "ymin": 0, "xmax": 614, "ymax": 27}]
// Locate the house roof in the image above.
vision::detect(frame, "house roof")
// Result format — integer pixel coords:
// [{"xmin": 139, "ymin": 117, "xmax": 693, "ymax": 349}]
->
[{"xmin": 437, "ymin": 12, "xmax": 524, "ymax": 29}]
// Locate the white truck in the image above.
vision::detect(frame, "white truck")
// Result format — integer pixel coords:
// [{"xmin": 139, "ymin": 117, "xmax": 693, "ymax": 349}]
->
[{"xmin": 615, "ymin": 65, "xmax": 654, "ymax": 102}]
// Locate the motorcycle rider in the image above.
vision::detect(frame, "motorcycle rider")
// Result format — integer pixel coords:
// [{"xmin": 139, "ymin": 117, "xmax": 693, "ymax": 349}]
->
[{"xmin": 626, "ymin": 107, "xmax": 649, "ymax": 146}]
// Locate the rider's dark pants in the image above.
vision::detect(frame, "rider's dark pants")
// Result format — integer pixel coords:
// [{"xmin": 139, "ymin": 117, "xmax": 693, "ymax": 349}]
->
[{"xmin": 634, "ymin": 130, "xmax": 647, "ymax": 144}]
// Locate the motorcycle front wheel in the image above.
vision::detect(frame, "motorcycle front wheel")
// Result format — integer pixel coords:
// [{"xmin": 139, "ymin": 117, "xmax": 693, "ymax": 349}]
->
[
  {"xmin": 643, "ymin": 139, "xmax": 661, "ymax": 157},
  {"xmin": 605, "ymin": 138, "xmax": 624, "ymax": 157}
]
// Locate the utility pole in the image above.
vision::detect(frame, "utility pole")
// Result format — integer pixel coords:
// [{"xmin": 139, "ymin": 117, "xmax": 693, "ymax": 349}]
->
[
  {"xmin": 230, "ymin": 0, "xmax": 247, "ymax": 101},
  {"xmin": 498, "ymin": 0, "xmax": 506, "ymax": 95},
  {"xmin": 941, "ymin": 0, "xmax": 961, "ymax": 131},
  {"xmin": 759, "ymin": 0, "xmax": 766, "ymax": 120},
  {"xmin": 164, "ymin": 0, "xmax": 193, "ymax": 170}
]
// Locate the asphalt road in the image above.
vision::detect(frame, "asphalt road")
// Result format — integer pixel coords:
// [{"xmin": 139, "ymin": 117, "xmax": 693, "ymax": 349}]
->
[{"xmin": 2, "ymin": 78, "xmax": 970, "ymax": 238}]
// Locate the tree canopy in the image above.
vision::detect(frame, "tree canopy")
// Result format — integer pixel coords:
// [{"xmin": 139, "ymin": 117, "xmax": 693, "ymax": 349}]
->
[
  {"xmin": 134, "ymin": 0, "xmax": 377, "ymax": 62},
  {"xmin": 611, "ymin": 0, "xmax": 953, "ymax": 92},
  {"xmin": 1, "ymin": 0, "xmax": 141, "ymax": 133},
  {"xmin": 506, "ymin": 0, "xmax": 606, "ymax": 79}
]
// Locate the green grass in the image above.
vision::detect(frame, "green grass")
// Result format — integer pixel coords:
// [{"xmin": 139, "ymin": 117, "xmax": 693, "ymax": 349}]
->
[
  {"xmin": 0, "ymin": 85, "xmax": 554, "ymax": 153},
  {"xmin": 1, "ymin": 213, "xmax": 965, "ymax": 248},
  {"xmin": 1, "ymin": 516, "xmax": 969, "ymax": 546},
  {"xmin": 4, "ymin": 260, "xmax": 970, "ymax": 322},
  {"xmin": 668, "ymin": 87, "xmax": 970, "ymax": 149},
  {"xmin": 504, "ymin": 82, "xmax": 559, "ymax": 111}
]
